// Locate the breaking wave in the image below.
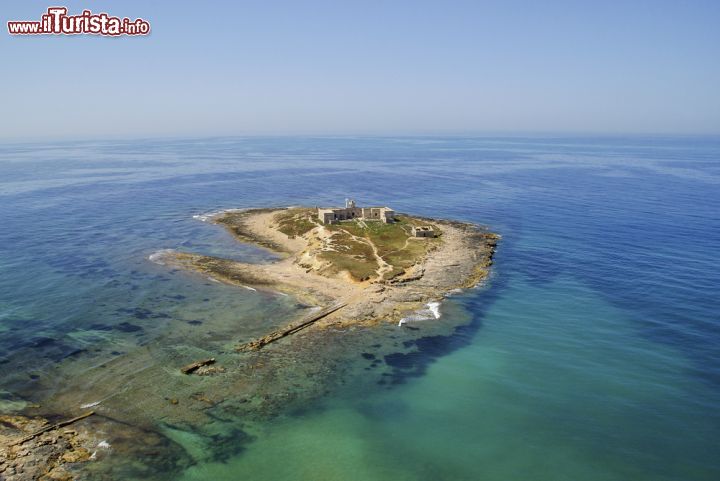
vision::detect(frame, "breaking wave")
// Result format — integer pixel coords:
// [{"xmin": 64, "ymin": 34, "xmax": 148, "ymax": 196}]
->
[
  {"xmin": 148, "ymin": 249, "xmax": 175, "ymax": 265},
  {"xmin": 192, "ymin": 208, "xmax": 246, "ymax": 222},
  {"xmin": 399, "ymin": 300, "xmax": 443, "ymax": 325}
]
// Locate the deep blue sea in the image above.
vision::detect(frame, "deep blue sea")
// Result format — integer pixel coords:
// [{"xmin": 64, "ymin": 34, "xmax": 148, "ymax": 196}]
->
[{"xmin": 0, "ymin": 136, "xmax": 718, "ymax": 480}]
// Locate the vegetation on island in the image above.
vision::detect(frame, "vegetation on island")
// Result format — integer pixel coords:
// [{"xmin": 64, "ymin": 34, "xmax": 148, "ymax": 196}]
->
[
  {"xmin": 273, "ymin": 208, "xmax": 317, "ymax": 238},
  {"xmin": 326, "ymin": 215, "xmax": 440, "ymax": 280},
  {"xmin": 270, "ymin": 208, "xmax": 443, "ymax": 282}
]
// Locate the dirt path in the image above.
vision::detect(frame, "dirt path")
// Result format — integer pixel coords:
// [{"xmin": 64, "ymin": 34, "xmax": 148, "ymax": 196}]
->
[{"xmin": 339, "ymin": 227, "xmax": 393, "ymax": 281}]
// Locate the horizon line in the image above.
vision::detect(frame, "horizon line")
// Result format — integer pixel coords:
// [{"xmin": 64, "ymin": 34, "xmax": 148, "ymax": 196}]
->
[{"xmin": 2, "ymin": 130, "xmax": 720, "ymax": 145}]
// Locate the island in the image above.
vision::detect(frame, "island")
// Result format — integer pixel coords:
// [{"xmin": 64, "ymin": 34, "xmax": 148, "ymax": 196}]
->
[{"xmin": 160, "ymin": 199, "xmax": 499, "ymax": 349}]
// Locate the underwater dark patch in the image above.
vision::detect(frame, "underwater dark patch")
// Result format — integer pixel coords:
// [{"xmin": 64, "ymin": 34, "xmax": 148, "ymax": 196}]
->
[
  {"xmin": 207, "ymin": 427, "xmax": 255, "ymax": 463},
  {"xmin": 116, "ymin": 307, "xmax": 171, "ymax": 320},
  {"xmin": 26, "ymin": 337, "xmax": 57, "ymax": 349},
  {"xmin": 64, "ymin": 348, "xmax": 88, "ymax": 358},
  {"xmin": 89, "ymin": 323, "xmax": 113, "ymax": 331},
  {"xmin": 115, "ymin": 322, "xmax": 143, "ymax": 333}
]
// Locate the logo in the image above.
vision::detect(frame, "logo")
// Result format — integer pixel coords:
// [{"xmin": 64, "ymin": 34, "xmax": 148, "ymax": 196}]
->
[{"xmin": 8, "ymin": 7, "xmax": 150, "ymax": 36}]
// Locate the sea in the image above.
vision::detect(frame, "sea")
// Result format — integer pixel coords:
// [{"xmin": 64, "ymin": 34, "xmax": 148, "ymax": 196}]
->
[{"xmin": 0, "ymin": 136, "xmax": 718, "ymax": 480}]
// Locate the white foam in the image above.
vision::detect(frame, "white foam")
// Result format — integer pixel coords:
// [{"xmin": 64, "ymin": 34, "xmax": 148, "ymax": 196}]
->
[
  {"xmin": 192, "ymin": 213, "xmax": 218, "ymax": 222},
  {"xmin": 243, "ymin": 285, "xmax": 257, "ymax": 291},
  {"xmin": 80, "ymin": 401, "xmax": 101, "ymax": 409},
  {"xmin": 148, "ymin": 249, "xmax": 175, "ymax": 265},
  {"xmin": 427, "ymin": 301, "xmax": 441, "ymax": 319},
  {"xmin": 97, "ymin": 440, "xmax": 111, "ymax": 449},
  {"xmin": 398, "ymin": 300, "xmax": 443, "ymax": 325},
  {"xmin": 193, "ymin": 208, "xmax": 245, "ymax": 222}
]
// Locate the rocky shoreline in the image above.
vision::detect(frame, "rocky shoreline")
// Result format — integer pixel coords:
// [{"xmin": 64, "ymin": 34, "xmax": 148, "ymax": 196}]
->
[{"xmin": 0, "ymin": 413, "xmax": 96, "ymax": 481}]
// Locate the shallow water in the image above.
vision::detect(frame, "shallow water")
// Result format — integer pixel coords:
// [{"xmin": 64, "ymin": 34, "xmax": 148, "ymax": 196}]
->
[{"xmin": 1, "ymin": 136, "xmax": 719, "ymax": 480}]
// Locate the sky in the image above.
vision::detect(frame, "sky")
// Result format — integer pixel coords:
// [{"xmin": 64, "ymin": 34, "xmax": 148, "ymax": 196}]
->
[{"xmin": 2, "ymin": 0, "xmax": 719, "ymax": 139}]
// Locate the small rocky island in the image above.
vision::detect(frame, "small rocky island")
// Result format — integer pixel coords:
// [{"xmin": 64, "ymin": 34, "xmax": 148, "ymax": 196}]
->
[{"xmin": 163, "ymin": 200, "xmax": 499, "ymax": 346}]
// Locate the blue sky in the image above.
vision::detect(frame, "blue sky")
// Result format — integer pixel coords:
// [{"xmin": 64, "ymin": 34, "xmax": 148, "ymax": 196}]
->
[{"xmin": 2, "ymin": 0, "xmax": 719, "ymax": 139}]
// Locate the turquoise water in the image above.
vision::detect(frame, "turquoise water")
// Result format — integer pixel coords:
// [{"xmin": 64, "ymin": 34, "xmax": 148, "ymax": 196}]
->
[{"xmin": 1, "ymin": 136, "xmax": 719, "ymax": 480}]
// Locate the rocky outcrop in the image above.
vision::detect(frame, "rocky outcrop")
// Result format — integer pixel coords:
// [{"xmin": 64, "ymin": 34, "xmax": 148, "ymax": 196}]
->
[{"xmin": 0, "ymin": 413, "xmax": 97, "ymax": 481}]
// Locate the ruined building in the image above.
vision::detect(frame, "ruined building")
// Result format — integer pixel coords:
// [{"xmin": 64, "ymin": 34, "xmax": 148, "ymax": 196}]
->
[{"xmin": 317, "ymin": 199, "xmax": 395, "ymax": 224}]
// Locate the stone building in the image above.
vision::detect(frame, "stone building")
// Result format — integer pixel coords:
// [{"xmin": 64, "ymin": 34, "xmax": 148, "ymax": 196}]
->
[
  {"xmin": 318, "ymin": 199, "xmax": 395, "ymax": 224},
  {"xmin": 412, "ymin": 225, "xmax": 435, "ymax": 238}
]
